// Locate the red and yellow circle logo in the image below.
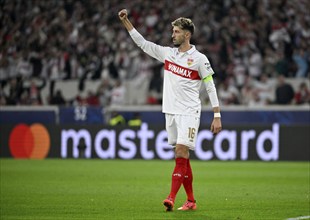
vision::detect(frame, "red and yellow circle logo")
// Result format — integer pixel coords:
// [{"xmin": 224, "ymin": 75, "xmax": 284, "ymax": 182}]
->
[{"xmin": 9, "ymin": 123, "xmax": 51, "ymax": 159}]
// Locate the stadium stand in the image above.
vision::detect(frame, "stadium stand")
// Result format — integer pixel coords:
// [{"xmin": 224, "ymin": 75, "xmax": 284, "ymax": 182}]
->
[{"xmin": 0, "ymin": 0, "xmax": 309, "ymax": 107}]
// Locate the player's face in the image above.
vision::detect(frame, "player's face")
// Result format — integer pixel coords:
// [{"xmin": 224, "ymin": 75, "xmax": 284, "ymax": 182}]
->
[{"xmin": 172, "ymin": 26, "xmax": 186, "ymax": 47}]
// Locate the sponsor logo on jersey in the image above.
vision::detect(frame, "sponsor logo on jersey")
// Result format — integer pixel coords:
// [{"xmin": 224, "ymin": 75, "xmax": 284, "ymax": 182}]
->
[{"xmin": 164, "ymin": 60, "xmax": 200, "ymax": 80}]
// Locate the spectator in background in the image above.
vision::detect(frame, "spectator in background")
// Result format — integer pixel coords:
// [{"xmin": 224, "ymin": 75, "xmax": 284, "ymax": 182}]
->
[
  {"xmin": 0, "ymin": 56, "xmax": 10, "ymax": 87},
  {"xmin": 248, "ymin": 90, "xmax": 266, "ymax": 106},
  {"xmin": 253, "ymin": 74, "xmax": 274, "ymax": 105},
  {"xmin": 218, "ymin": 77, "xmax": 240, "ymax": 105},
  {"xmin": 86, "ymin": 90, "xmax": 99, "ymax": 106},
  {"xmin": 19, "ymin": 90, "xmax": 31, "ymax": 105},
  {"xmin": 294, "ymin": 82, "xmax": 310, "ymax": 105},
  {"xmin": 97, "ymin": 79, "xmax": 112, "ymax": 107},
  {"xmin": 293, "ymin": 48, "xmax": 309, "ymax": 78},
  {"xmin": 29, "ymin": 50, "xmax": 43, "ymax": 78},
  {"xmin": 128, "ymin": 112, "xmax": 142, "ymax": 126},
  {"xmin": 16, "ymin": 52, "xmax": 33, "ymax": 78},
  {"xmin": 230, "ymin": 56, "xmax": 247, "ymax": 90},
  {"xmin": 241, "ymin": 78, "xmax": 254, "ymax": 106},
  {"xmin": 275, "ymin": 75, "xmax": 295, "ymax": 105},
  {"xmin": 148, "ymin": 62, "xmax": 163, "ymax": 105},
  {"xmin": 262, "ymin": 48, "xmax": 278, "ymax": 77},
  {"xmin": 50, "ymin": 90, "xmax": 66, "ymax": 106},
  {"xmin": 72, "ymin": 92, "xmax": 87, "ymax": 106},
  {"xmin": 27, "ymin": 79, "xmax": 45, "ymax": 105},
  {"xmin": 274, "ymin": 52, "xmax": 291, "ymax": 77},
  {"xmin": 22, "ymin": 78, "xmax": 46, "ymax": 105},
  {"xmin": 269, "ymin": 19, "xmax": 291, "ymax": 51},
  {"xmin": 6, "ymin": 77, "xmax": 23, "ymax": 105},
  {"xmin": 110, "ymin": 80, "xmax": 125, "ymax": 105},
  {"xmin": 128, "ymin": 53, "xmax": 154, "ymax": 105},
  {"xmin": 114, "ymin": 43, "xmax": 131, "ymax": 79},
  {"xmin": 0, "ymin": 85, "xmax": 7, "ymax": 105},
  {"xmin": 109, "ymin": 111, "xmax": 126, "ymax": 126},
  {"xmin": 1, "ymin": 0, "xmax": 309, "ymax": 107},
  {"xmin": 107, "ymin": 52, "xmax": 120, "ymax": 79},
  {"xmin": 247, "ymin": 47, "xmax": 263, "ymax": 80}
]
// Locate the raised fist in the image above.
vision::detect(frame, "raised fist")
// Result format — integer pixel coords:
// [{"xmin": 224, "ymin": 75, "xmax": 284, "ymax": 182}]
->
[{"xmin": 118, "ymin": 9, "xmax": 127, "ymax": 20}]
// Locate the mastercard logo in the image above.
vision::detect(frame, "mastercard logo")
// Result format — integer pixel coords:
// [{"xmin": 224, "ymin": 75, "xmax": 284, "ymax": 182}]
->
[{"xmin": 9, "ymin": 123, "xmax": 50, "ymax": 159}]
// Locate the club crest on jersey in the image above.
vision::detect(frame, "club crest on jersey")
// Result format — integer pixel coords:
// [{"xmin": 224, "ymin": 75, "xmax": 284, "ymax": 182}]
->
[{"xmin": 187, "ymin": 58, "xmax": 194, "ymax": 66}]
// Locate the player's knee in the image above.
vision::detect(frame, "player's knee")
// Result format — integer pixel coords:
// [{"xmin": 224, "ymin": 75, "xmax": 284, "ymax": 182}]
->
[{"xmin": 175, "ymin": 144, "xmax": 189, "ymax": 158}]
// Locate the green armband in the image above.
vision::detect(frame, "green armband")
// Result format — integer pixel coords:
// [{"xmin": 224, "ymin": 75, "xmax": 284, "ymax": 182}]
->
[{"xmin": 203, "ymin": 75, "xmax": 213, "ymax": 82}]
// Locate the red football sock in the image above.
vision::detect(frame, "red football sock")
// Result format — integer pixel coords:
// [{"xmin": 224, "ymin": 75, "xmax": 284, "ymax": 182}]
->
[
  {"xmin": 183, "ymin": 159, "xmax": 195, "ymax": 202},
  {"xmin": 168, "ymin": 158, "xmax": 188, "ymax": 201}
]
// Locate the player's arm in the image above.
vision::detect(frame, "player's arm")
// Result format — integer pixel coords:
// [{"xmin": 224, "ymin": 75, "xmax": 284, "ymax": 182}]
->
[
  {"xmin": 118, "ymin": 9, "xmax": 166, "ymax": 62},
  {"xmin": 118, "ymin": 9, "xmax": 133, "ymax": 31},
  {"xmin": 203, "ymin": 75, "xmax": 222, "ymax": 135},
  {"xmin": 199, "ymin": 55, "xmax": 222, "ymax": 134}
]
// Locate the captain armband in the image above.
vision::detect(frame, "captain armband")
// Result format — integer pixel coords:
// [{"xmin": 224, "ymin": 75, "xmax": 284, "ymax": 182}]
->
[
  {"xmin": 203, "ymin": 75, "xmax": 220, "ymax": 108},
  {"xmin": 203, "ymin": 75, "xmax": 213, "ymax": 83}
]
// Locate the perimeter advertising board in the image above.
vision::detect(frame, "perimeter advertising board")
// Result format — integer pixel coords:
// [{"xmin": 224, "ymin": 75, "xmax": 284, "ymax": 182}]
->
[{"xmin": 0, "ymin": 123, "xmax": 309, "ymax": 161}]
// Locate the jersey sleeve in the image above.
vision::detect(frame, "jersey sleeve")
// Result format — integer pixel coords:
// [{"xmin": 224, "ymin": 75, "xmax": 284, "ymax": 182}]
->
[
  {"xmin": 129, "ymin": 29, "xmax": 168, "ymax": 63},
  {"xmin": 204, "ymin": 79, "xmax": 220, "ymax": 107},
  {"xmin": 198, "ymin": 54, "xmax": 214, "ymax": 79}
]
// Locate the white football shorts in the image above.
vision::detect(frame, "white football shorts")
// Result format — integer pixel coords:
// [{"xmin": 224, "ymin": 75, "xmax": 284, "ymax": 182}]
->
[{"xmin": 165, "ymin": 113, "xmax": 200, "ymax": 150}]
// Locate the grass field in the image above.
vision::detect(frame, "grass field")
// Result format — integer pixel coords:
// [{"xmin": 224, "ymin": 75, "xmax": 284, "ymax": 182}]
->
[{"xmin": 0, "ymin": 159, "xmax": 309, "ymax": 220}]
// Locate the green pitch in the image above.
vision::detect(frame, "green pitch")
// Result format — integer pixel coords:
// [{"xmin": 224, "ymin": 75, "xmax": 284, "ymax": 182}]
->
[{"xmin": 0, "ymin": 159, "xmax": 309, "ymax": 220}]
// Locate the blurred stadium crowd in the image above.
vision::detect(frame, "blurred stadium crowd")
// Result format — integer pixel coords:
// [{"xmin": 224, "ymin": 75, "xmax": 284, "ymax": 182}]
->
[{"xmin": 0, "ymin": 0, "xmax": 309, "ymax": 107}]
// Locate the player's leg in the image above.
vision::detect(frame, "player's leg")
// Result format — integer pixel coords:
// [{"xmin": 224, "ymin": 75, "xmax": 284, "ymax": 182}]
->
[
  {"xmin": 169, "ymin": 145, "xmax": 189, "ymax": 195},
  {"xmin": 183, "ymin": 158, "xmax": 195, "ymax": 202},
  {"xmin": 178, "ymin": 158, "xmax": 197, "ymax": 210},
  {"xmin": 164, "ymin": 144, "xmax": 189, "ymax": 211},
  {"xmin": 163, "ymin": 114, "xmax": 199, "ymax": 211},
  {"xmin": 163, "ymin": 114, "xmax": 178, "ymax": 211},
  {"xmin": 177, "ymin": 115, "xmax": 199, "ymax": 211}
]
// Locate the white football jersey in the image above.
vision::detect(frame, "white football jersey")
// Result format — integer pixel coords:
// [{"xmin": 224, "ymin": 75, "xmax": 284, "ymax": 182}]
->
[{"xmin": 129, "ymin": 29, "xmax": 214, "ymax": 117}]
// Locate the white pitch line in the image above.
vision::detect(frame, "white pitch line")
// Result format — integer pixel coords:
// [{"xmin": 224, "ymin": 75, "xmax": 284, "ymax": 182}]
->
[{"xmin": 286, "ymin": 216, "xmax": 310, "ymax": 220}]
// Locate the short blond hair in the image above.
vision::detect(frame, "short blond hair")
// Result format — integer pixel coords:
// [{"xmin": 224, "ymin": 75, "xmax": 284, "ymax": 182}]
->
[{"xmin": 171, "ymin": 17, "xmax": 195, "ymax": 35}]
